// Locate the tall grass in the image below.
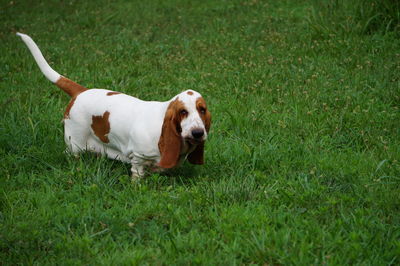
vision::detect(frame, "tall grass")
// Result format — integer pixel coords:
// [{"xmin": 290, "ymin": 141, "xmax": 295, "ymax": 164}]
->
[{"xmin": 308, "ymin": 0, "xmax": 400, "ymax": 37}]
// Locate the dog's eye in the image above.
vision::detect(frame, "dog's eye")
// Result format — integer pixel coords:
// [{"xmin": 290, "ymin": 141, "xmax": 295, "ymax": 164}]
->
[
  {"xmin": 180, "ymin": 109, "xmax": 188, "ymax": 116},
  {"xmin": 199, "ymin": 107, "xmax": 206, "ymax": 114}
]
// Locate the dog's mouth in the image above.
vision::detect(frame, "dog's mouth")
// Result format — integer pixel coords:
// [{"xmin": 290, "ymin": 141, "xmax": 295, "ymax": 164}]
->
[{"xmin": 184, "ymin": 137, "xmax": 204, "ymax": 145}]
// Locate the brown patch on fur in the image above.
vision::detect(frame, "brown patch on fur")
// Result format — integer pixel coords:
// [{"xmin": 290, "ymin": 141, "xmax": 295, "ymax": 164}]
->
[
  {"xmin": 107, "ymin": 91, "xmax": 121, "ymax": 96},
  {"xmin": 91, "ymin": 111, "xmax": 111, "ymax": 143},
  {"xmin": 196, "ymin": 97, "xmax": 211, "ymax": 132},
  {"xmin": 187, "ymin": 91, "xmax": 194, "ymax": 95},
  {"xmin": 158, "ymin": 99, "xmax": 186, "ymax": 168},
  {"xmin": 56, "ymin": 76, "xmax": 87, "ymax": 97},
  {"xmin": 187, "ymin": 97, "xmax": 212, "ymax": 165},
  {"xmin": 64, "ymin": 97, "xmax": 77, "ymax": 119}
]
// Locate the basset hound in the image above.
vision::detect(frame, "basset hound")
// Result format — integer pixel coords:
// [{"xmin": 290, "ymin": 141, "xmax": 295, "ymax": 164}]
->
[{"xmin": 17, "ymin": 33, "xmax": 211, "ymax": 178}]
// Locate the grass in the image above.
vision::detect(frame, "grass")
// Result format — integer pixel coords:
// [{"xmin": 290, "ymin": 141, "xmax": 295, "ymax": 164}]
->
[
  {"xmin": 1, "ymin": 0, "xmax": 399, "ymax": 264},
  {"xmin": 308, "ymin": 0, "xmax": 400, "ymax": 37}
]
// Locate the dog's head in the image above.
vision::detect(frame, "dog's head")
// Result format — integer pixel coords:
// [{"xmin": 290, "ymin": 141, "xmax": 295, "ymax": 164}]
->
[{"xmin": 158, "ymin": 90, "xmax": 211, "ymax": 168}]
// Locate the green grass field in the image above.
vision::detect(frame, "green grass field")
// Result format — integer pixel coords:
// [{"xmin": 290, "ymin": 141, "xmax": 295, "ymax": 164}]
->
[{"xmin": 1, "ymin": 0, "xmax": 399, "ymax": 264}]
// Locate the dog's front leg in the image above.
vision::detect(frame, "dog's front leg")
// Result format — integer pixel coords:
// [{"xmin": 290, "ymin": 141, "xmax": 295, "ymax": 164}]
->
[
  {"xmin": 130, "ymin": 156, "xmax": 145, "ymax": 180},
  {"xmin": 131, "ymin": 166, "xmax": 144, "ymax": 180}
]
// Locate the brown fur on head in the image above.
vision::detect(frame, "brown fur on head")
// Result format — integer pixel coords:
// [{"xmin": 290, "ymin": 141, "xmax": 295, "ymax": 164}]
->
[
  {"xmin": 158, "ymin": 99, "xmax": 185, "ymax": 168},
  {"xmin": 158, "ymin": 96, "xmax": 212, "ymax": 169},
  {"xmin": 187, "ymin": 97, "xmax": 211, "ymax": 164}
]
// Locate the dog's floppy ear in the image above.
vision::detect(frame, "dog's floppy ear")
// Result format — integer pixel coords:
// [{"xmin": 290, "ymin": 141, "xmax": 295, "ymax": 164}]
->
[
  {"xmin": 158, "ymin": 100, "xmax": 182, "ymax": 168},
  {"xmin": 188, "ymin": 101, "xmax": 211, "ymax": 165}
]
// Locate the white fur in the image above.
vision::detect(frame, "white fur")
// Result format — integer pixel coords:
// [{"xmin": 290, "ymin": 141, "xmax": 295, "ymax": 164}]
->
[
  {"xmin": 177, "ymin": 92, "xmax": 208, "ymax": 140},
  {"xmin": 16, "ymin": 32, "xmax": 61, "ymax": 83},
  {"xmin": 65, "ymin": 89, "xmax": 206, "ymax": 177}
]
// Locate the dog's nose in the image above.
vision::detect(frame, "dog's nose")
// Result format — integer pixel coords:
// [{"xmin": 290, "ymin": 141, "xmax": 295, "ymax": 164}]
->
[{"xmin": 191, "ymin": 129, "xmax": 204, "ymax": 139}]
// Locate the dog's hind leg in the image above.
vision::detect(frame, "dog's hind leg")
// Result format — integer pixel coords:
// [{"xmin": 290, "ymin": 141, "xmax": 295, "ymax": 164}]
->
[{"xmin": 64, "ymin": 120, "xmax": 91, "ymax": 155}]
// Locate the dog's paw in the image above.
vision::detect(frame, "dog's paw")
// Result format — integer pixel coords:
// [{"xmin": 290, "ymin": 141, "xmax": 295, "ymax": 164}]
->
[
  {"xmin": 64, "ymin": 149, "xmax": 80, "ymax": 159},
  {"xmin": 131, "ymin": 172, "xmax": 144, "ymax": 182}
]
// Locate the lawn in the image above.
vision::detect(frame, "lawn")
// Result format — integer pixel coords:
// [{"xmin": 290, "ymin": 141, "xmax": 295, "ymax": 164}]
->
[{"xmin": 1, "ymin": 0, "xmax": 399, "ymax": 264}]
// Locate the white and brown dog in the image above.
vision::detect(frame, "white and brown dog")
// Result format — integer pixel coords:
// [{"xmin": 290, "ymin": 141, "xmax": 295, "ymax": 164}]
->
[{"xmin": 17, "ymin": 33, "xmax": 211, "ymax": 178}]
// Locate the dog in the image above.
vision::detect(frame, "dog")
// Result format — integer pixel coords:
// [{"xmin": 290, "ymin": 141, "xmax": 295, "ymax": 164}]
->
[{"xmin": 17, "ymin": 33, "xmax": 211, "ymax": 178}]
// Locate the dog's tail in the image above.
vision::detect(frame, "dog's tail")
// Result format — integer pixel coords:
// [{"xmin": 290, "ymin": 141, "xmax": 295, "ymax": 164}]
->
[{"xmin": 16, "ymin": 32, "xmax": 87, "ymax": 97}]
